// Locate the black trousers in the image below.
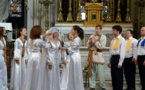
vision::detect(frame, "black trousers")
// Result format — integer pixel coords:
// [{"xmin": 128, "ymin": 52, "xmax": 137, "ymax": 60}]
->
[
  {"xmin": 111, "ymin": 55, "xmax": 123, "ymax": 90},
  {"xmin": 124, "ymin": 57, "xmax": 136, "ymax": 90},
  {"xmin": 137, "ymin": 55, "xmax": 145, "ymax": 90}
]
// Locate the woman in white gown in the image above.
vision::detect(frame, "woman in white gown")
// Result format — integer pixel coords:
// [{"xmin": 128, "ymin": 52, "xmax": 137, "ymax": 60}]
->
[
  {"xmin": 60, "ymin": 33, "xmax": 73, "ymax": 90},
  {"xmin": 22, "ymin": 25, "xmax": 52, "ymax": 90},
  {"xmin": 10, "ymin": 28, "xmax": 28, "ymax": 90},
  {"xmin": 60, "ymin": 25, "xmax": 84, "ymax": 90},
  {"xmin": 0, "ymin": 27, "xmax": 8, "ymax": 90},
  {"xmin": 43, "ymin": 27, "xmax": 61, "ymax": 90}
]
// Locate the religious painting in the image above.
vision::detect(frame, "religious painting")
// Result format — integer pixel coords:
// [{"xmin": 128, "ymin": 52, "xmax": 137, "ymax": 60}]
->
[{"xmin": 10, "ymin": 0, "xmax": 22, "ymax": 17}]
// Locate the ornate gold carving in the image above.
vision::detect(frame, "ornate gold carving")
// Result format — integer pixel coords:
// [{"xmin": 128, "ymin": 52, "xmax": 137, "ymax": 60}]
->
[
  {"xmin": 76, "ymin": 0, "xmax": 82, "ymax": 22},
  {"xmin": 45, "ymin": 5, "xmax": 49, "ymax": 32},
  {"xmin": 115, "ymin": 0, "xmax": 122, "ymax": 22},
  {"xmin": 91, "ymin": 0, "xmax": 97, "ymax": 3},
  {"xmin": 106, "ymin": 0, "xmax": 112, "ymax": 22},
  {"xmin": 24, "ymin": 0, "xmax": 29, "ymax": 10},
  {"xmin": 125, "ymin": 0, "xmax": 131, "ymax": 23},
  {"xmin": 110, "ymin": 0, "xmax": 114, "ymax": 21},
  {"xmin": 73, "ymin": 0, "xmax": 78, "ymax": 21},
  {"xmin": 57, "ymin": 0, "xmax": 64, "ymax": 22},
  {"xmin": 33, "ymin": 0, "xmax": 34, "ymax": 25},
  {"xmin": 85, "ymin": 3, "xmax": 103, "ymax": 27},
  {"xmin": 66, "ymin": 0, "xmax": 73, "ymax": 22},
  {"xmin": 134, "ymin": 0, "xmax": 145, "ymax": 28},
  {"xmin": 39, "ymin": 0, "xmax": 54, "ymax": 32}
]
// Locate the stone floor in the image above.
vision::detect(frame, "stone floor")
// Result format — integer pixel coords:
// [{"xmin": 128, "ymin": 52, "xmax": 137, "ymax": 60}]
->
[
  {"xmin": 84, "ymin": 81, "xmax": 142, "ymax": 90},
  {"xmin": 8, "ymin": 81, "xmax": 142, "ymax": 90}
]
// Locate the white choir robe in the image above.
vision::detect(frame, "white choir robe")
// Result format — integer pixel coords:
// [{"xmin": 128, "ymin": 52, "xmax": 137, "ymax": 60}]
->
[
  {"xmin": 0, "ymin": 37, "xmax": 8, "ymax": 90},
  {"xmin": 43, "ymin": 40, "xmax": 61, "ymax": 90},
  {"xmin": 61, "ymin": 42, "xmax": 71, "ymax": 90},
  {"xmin": 67, "ymin": 36, "xmax": 84, "ymax": 90},
  {"xmin": 10, "ymin": 38, "xmax": 28, "ymax": 90},
  {"xmin": 22, "ymin": 39, "xmax": 51, "ymax": 90}
]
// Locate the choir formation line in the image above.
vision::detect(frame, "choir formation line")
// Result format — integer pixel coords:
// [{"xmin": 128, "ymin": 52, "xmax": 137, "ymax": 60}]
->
[{"xmin": 0, "ymin": 25, "xmax": 145, "ymax": 90}]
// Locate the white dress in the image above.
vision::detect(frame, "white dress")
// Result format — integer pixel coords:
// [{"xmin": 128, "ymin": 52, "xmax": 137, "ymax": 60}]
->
[
  {"xmin": 43, "ymin": 40, "xmax": 61, "ymax": 90},
  {"xmin": 67, "ymin": 36, "xmax": 84, "ymax": 90},
  {"xmin": 10, "ymin": 38, "xmax": 28, "ymax": 90},
  {"xmin": 60, "ymin": 42, "xmax": 71, "ymax": 90},
  {"xmin": 22, "ymin": 39, "xmax": 50, "ymax": 90},
  {"xmin": 0, "ymin": 38, "xmax": 8, "ymax": 90}
]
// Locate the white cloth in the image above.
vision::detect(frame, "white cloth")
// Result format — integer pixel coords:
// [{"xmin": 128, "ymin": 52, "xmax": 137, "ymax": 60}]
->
[
  {"xmin": 67, "ymin": 36, "xmax": 84, "ymax": 90},
  {"xmin": 45, "ymin": 27, "xmax": 59, "ymax": 42},
  {"xmin": 125, "ymin": 37, "xmax": 138, "ymax": 59},
  {"xmin": 0, "ymin": 37, "xmax": 8, "ymax": 90},
  {"xmin": 137, "ymin": 37, "xmax": 145, "ymax": 56},
  {"xmin": 61, "ymin": 42, "xmax": 71, "ymax": 90},
  {"xmin": 22, "ymin": 39, "xmax": 50, "ymax": 90},
  {"xmin": 10, "ymin": 38, "xmax": 28, "ymax": 90},
  {"xmin": 108, "ymin": 35, "xmax": 126, "ymax": 66}
]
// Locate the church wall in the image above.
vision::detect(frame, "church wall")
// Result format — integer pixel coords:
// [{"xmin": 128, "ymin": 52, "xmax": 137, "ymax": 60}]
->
[{"xmin": 27, "ymin": 0, "xmax": 58, "ymax": 39}]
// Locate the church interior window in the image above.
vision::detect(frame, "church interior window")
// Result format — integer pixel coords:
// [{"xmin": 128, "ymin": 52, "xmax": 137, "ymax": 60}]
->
[{"xmin": 9, "ymin": 0, "xmax": 22, "ymax": 17}]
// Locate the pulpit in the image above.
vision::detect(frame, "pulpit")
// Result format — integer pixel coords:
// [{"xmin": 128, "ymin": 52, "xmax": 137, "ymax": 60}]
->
[{"xmin": 85, "ymin": 3, "xmax": 103, "ymax": 27}]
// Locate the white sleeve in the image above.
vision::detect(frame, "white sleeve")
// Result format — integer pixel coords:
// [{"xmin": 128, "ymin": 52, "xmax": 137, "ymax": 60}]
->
[
  {"xmin": 108, "ymin": 50, "xmax": 112, "ymax": 64},
  {"xmin": 118, "ymin": 39, "xmax": 126, "ymax": 66},
  {"xmin": 25, "ymin": 41, "xmax": 28, "ymax": 61},
  {"xmin": 46, "ymin": 48, "xmax": 52, "ymax": 65},
  {"xmin": 14, "ymin": 39, "xmax": 20, "ymax": 60},
  {"xmin": 95, "ymin": 36, "xmax": 107, "ymax": 50},
  {"xmin": 27, "ymin": 39, "xmax": 31, "ymax": 55},
  {"xmin": 63, "ymin": 42, "xmax": 68, "ymax": 62},
  {"xmin": 67, "ymin": 39, "xmax": 80, "ymax": 54},
  {"xmin": 40, "ymin": 40, "xmax": 51, "ymax": 49},
  {"xmin": 58, "ymin": 50, "xmax": 62, "ymax": 64},
  {"xmin": 133, "ymin": 39, "xmax": 138, "ymax": 59}
]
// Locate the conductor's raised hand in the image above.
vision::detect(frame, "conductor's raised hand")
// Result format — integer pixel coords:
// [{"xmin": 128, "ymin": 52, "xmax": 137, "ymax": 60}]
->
[{"xmin": 44, "ymin": 30, "xmax": 52, "ymax": 36}]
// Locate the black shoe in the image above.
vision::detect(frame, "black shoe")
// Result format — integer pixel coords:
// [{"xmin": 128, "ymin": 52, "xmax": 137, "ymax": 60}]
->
[
  {"xmin": 89, "ymin": 88, "xmax": 95, "ymax": 90},
  {"xmin": 102, "ymin": 88, "xmax": 106, "ymax": 90},
  {"xmin": 124, "ymin": 88, "xmax": 129, "ymax": 90},
  {"xmin": 129, "ymin": 89, "xmax": 135, "ymax": 90}
]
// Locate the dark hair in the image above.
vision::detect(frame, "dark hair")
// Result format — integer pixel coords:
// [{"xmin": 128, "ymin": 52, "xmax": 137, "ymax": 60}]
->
[
  {"xmin": 18, "ymin": 27, "xmax": 25, "ymax": 37},
  {"xmin": 73, "ymin": 25, "xmax": 84, "ymax": 40},
  {"xmin": 141, "ymin": 26, "xmax": 145, "ymax": 29},
  {"xmin": 112, "ymin": 25, "xmax": 122, "ymax": 34},
  {"xmin": 0, "ymin": 27, "xmax": 5, "ymax": 38},
  {"xmin": 30, "ymin": 25, "xmax": 42, "ymax": 40},
  {"xmin": 126, "ymin": 29, "xmax": 133, "ymax": 35},
  {"xmin": 96, "ymin": 25, "xmax": 102, "ymax": 29}
]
